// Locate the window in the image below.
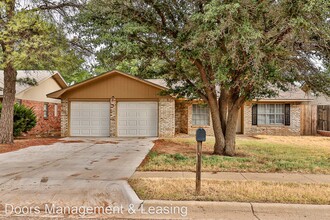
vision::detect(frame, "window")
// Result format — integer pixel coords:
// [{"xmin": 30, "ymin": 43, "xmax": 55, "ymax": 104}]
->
[
  {"xmin": 192, "ymin": 104, "xmax": 210, "ymax": 126},
  {"xmin": 54, "ymin": 104, "xmax": 58, "ymax": 117},
  {"xmin": 44, "ymin": 103, "xmax": 49, "ymax": 119},
  {"xmin": 257, "ymin": 104, "xmax": 285, "ymax": 125},
  {"xmin": 16, "ymin": 99, "xmax": 22, "ymax": 105}
]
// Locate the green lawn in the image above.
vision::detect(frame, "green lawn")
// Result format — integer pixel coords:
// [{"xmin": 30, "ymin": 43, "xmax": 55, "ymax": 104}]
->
[{"xmin": 139, "ymin": 136, "xmax": 330, "ymax": 174}]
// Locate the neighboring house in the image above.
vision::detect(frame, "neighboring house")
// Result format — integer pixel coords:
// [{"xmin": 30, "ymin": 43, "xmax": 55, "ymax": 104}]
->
[
  {"xmin": 0, "ymin": 70, "xmax": 67, "ymax": 136},
  {"xmin": 47, "ymin": 70, "xmax": 329, "ymax": 137}
]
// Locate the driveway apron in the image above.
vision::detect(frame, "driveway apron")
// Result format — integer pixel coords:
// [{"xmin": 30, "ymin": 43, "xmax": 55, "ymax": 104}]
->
[{"xmin": 0, "ymin": 138, "xmax": 154, "ymax": 213}]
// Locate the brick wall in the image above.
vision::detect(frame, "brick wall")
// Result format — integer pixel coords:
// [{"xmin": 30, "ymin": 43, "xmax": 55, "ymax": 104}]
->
[
  {"xmin": 175, "ymin": 101, "xmax": 188, "ymax": 134},
  {"xmin": 61, "ymin": 99, "xmax": 69, "ymax": 137},
  {"xmin": 110, "ymin": 98, "xmax": 116, "ymax": 137},
  {"xmin": 21, "ymin": 99, "xmax": 61, "ymax": 136},
  {"xmin": 243, "ymin": 102, "xmax": 301, "ymax": 135},
  {"xmin": 159, "ymin": 98, "xmax": 175, "ymax": 137}
]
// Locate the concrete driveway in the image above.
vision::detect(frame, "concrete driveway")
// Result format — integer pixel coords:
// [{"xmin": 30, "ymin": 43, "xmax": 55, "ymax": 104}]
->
[{"xmin": 0, "ymin": 137, "xmax": 155, "ymax": 217}]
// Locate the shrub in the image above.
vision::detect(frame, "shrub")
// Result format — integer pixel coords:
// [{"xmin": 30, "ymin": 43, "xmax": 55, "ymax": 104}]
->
[{"xmin": 0, "ymin": 103, "xmax": 37, "ymax": 137}]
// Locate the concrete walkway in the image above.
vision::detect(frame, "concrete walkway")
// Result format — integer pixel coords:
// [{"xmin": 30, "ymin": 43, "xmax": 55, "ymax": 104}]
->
[
  {"xmin": 133, "ymin": 200, "xmax": 330, "ymax": 220},
  {"xmin": 132, "ymin": 171, "xmax": 330, "ymax": 183}
]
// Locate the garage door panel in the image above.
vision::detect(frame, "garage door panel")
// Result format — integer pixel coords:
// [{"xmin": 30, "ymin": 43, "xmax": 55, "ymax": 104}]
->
[
  {"xmin": 80, "ymin": 129, "xmax": 91, "ymax": 135},
  {"xmin": 71, "ymin": 130, "xmax": 80, "ymax": 136},
  {"xmin": 118, "ymin": 112, "xmax": 127, "ymax": 118},
  {"xmin": 90, "ymin": 111, "xmax": 100, "ymax": 117},
  {"xmin": 70, "ymin": 101, "xmax": 110, "ymax": 137},
  {"xmin": 118, "ymin": 120, "xmax": 127, "ymax": 126},
  {"xmin": 139, "ymin": 130, "xmax": 157, "ymax": 136},
  {"xmin": 127, "ymin": 130, "xmax": 138, "ymax": 135},
  {"xmin": 80, "ymin": 120, "xmax": 90, "ymax": 126},
  {"xmin": 100, "ymin": 121, "xmax": 110, "ymax": 127},
  {"xmin": 127, "ymin": 120, "xmax": 137, "ymax": 126},
  {"xmin": 137, "ymin": 112, "xmax": 148, "ymax": 118},
  {"xmin": 71, "ymin": 121, "xmax": 80, "ymax": 127},
  {"xmin": 126, "ymin": 103, "xmax": 138, "ymax": 109},
  {"xmin": 90, "ymin": 121, "xmax": 102, "ymax": 126},
  {"xmin": 91, "ymin": 129, "xmax": 108, "ymax": 136},
  {"xmin": 117, "ymin": 130, "xmax": 126, "ymax": 136},
  {"xmin": 100, "ymin": 112, "xmax": 110, "ymax": 118},
  {"xmin": 139, "ymin": 120, "xmax": 147, "ymax": 126},
  {"xmin": 118, "ymin": 102, "xmax": 158, "ymax": 137},
  {"xmin": 71, "ymin": 111, "xmax": 81, "ymax": 118},
  {"xmin": 80, "ymin": 111, "xmax": 90, "ymax": 118},
  {"xmin": 127, "ymin": 111, "xmax": 137, "ymax": 117}
]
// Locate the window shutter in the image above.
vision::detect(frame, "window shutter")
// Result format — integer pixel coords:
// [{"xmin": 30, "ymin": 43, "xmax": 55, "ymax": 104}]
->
[
  {"xmin": 285, "ymin": 104, "xmax": 290, "ymax": 126},
  {"xmin": 252, "ymin": 104, "xmax": 258, "ymax": 125}
]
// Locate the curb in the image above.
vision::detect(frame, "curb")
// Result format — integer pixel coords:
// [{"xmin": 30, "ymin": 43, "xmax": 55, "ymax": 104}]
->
[{"xmin": 121, "ymin": 181, "xmax": 143, "ymax": 206}]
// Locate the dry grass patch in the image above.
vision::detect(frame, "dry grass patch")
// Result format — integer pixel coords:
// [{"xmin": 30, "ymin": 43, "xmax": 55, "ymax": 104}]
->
[
  {"xmin": 253, "ymin": 135, "xmax": 330, "ymax": 149},
  {"xmin": 129, "ymin": 178, "xmax": 330, "ymax": 205},
  {"xmin": 139, "ymin": 136, "xmax": 330, "ymax": 173}
]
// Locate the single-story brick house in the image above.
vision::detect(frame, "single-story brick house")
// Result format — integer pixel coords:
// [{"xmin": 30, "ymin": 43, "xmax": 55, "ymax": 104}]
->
[
  {"xmin": 0, "ymin": 70, "xmax": 67, "ymax": 135},
  {"xmin": 47, "ymin": 70, "xmax": 329, "ymax": 137}
]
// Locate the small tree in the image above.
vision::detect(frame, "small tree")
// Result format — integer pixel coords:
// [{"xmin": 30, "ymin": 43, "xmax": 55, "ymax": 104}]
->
[
  {"xmin": 0, "ymin": 104, "xmax": 37, "ymax": 137},
  {"xmin": 76, "ymin": 0, "xmax": 330, "ymax": 156}
]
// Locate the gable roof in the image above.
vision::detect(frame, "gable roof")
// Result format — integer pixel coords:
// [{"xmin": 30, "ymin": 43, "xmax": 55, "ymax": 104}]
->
[
  {"xmin": 255, "ymin": 86, "xmax": 313, "ymax": 101},
  {"xmin": 147, "ymin": 79, "xmax": 315, "ymax": 101},
  {"xmin": 0, "ymin": 70, "xmax": 67, "ymax": 97},
  {"xmin": 47, "ymin": 70, "xmax": 168, "ymax": 99}
]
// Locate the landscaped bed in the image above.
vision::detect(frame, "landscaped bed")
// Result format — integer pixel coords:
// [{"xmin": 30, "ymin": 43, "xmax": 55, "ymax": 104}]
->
[
  {"xmin": 0, "ymin": 138, "xmax": 61, "ymax": 154},
  {"xmin": 129, "ymin": 178, "xmax": 330, "ymax": 205},
  {"xmin": 138, "ymin": 136, "xmax": 330, "ymax": 174}
]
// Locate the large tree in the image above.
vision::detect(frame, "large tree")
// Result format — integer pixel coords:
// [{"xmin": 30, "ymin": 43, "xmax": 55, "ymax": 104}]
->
[
  {"xmin": 0, "ymin": 0, "xmax": 85, "ymax": 144},
  {"xmin": 77, "ymin": 0, "xmax": 330, "ymax": 155}
]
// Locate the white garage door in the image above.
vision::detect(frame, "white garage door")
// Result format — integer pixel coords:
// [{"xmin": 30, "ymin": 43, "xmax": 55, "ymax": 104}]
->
[
  {"xmin": 70, "ymin": 101, "xmax": 110, "ymax": 136},
  {"xmin": 118, "ymin": 102, "xmax": 158, "ymax": 137}
]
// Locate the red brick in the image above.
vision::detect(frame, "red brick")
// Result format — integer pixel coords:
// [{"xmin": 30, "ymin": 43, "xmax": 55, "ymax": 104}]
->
[{"xmin": 21, "ymin": 100, "xmax": 61, "ymax": 136}]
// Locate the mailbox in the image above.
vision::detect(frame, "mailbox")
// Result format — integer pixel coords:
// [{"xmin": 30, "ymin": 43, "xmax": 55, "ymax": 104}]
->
[{"xmin": 196, "ymin": 128, "xmax": 206, "ymax": 142}]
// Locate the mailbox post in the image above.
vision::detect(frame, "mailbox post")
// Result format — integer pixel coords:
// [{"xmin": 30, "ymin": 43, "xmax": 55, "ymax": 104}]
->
[{"xmin": 196, "ymin": 128, "xmax": 206, "ymax": 195}]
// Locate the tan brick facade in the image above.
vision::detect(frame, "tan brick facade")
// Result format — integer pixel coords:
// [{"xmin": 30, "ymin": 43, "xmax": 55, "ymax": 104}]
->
[
  {"xmin": 60, "ymin": 98, "xmax": 302, "ymax": 137},
  {"xmin": 61, "ymin": 99, "xmax": 69, "ymax": 137},
  {"xmin": 159, "ymin": 98, "xmax": 175, "ymax": 137},
  {"xmin": 243, "ymin": 102, "xmax": 301, "ymax": 135},
  {"xmin": 175, "ymin": 101, "xmax": 188, "ymax": 133},
  {"xmin": 110, "ymin": 97, "xmax": 116, "ymax": 137}
]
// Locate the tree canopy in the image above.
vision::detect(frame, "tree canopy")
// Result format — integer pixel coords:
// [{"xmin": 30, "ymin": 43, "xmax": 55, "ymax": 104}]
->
[
  {"xmin": 77, "ymin": 0, "xmax": 330, "ymax": 95},
  {"xmin": 76, "ymin": 0, "xmax": 330, "ymax": 155},
  {"xmin": 0, "ymin": 0, "xmax": 90, "ymax": 84},
  {"xmin": 0, "ymin": 0, "xmax": 86, "ymax": 144},
  {"xmin": 2, "ymin": 0, "xmax": 329, "ymax": 152}
]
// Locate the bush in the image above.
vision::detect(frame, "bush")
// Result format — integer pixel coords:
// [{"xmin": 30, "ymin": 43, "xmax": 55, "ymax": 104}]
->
[{"xmin": 0, "ymin": 103, "xmax": 37, "ymax": 137}]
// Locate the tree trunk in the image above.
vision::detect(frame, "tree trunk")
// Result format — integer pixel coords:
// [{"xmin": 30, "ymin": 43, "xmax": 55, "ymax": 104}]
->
[
  {"xmin": 208, "ymin": 96, "xmax": 225, "ymax": 155},
  {"xmin": 224, "ymin": 105, "xmax": 240, "ymax": 156},
  {"xmin": 219, "ymin": 89, "xmax": 229, "ymax": 134},
  {"xmin": 0, "ymin": 64, "xmax": 17, "ymax": 144}
]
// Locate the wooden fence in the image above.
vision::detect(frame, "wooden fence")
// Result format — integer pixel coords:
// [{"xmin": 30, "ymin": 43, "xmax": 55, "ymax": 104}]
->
[
  {"xmin": 301, "ymin": 105, "xmax": 317, "ymax": 135},
  {"xmin": 317, "ymin": 105, "xmax": 330, "ymax": 131}
]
